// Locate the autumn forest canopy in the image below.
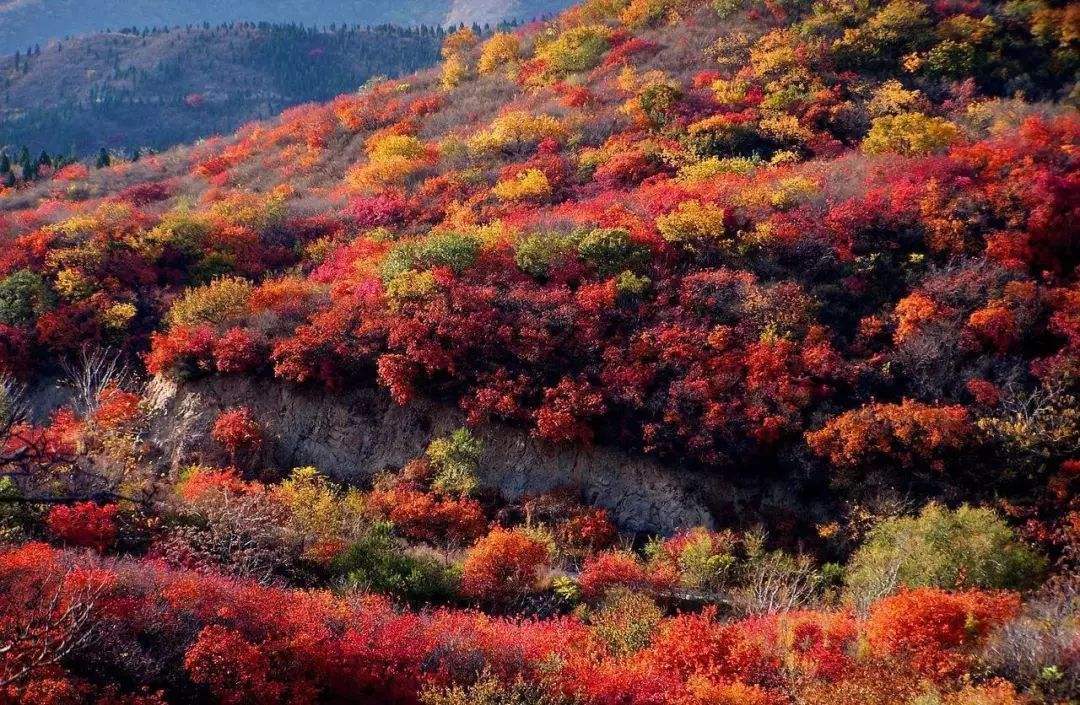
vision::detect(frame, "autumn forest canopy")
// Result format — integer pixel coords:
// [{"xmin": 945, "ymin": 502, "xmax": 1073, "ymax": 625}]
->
[{"xmin": 0, "ymin": 0, "xmax": 1077, "ymax": 703}]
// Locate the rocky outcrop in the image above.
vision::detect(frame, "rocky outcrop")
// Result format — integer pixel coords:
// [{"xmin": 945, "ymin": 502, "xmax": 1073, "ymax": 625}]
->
[
  {"xmin": 144, "ymin": 376, "xmax": 728, "ymax": 533},
  {"xmin": 145, "ymin": 377, "xmax": 828, "ymax": 534}
]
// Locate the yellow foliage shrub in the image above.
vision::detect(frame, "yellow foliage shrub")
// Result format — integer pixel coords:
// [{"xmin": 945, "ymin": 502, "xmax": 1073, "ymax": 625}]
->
[
  {"xmin": 469, "ymin": 112, "xmax": 568, "ymax": 155},
  {"xmin": 769, "ymin": 176, "xmax": 820, "ymax": 210},
  {"xmin": 367, "ymin": 134, "xmax": 428, "ymax": 162},
  {"xmin": 349, "ymin": 134, "xmax": 436, "ymax": 188},
  {"xmin": 677, "ymin": 156, "xmax": 761, "ymax": 182},
  {"xmin": 561, "ymin": 0, "xmax": 631, "ymax": 25},
  {"xmin": 712, "ymin": 78, "xmax": 751, "ymax": 104},
  {"xmin": 492, "ymin": 169, "xmax": 553, "ymax": 201},
  {"xmin": 758, "ymin": 112, "xmax": 815, "ymax": 145},
  {"xmin": 55, "ymin": 268, "xmax": 94, "ymax": 301},
  {"xmin": 441, "ymin": 54, "xmax": 470, "ymax": 89},
  {"xmin": 207, "ymin": 188, "xmax": 288, "ymax": 231},
  {"xmin": 442, "ymin": 27, "xmax": 479, "ymax": 59},
  {"xmin": 862, "ymin": 112, "xmax": 960, "ymax": 155},
  {"xmin": 657, "ymin": 200, "xmax": 728, "ymax": 242},
  {"xmin": 385, "ymin": 269, "xmax": 439, "ymax": 309},
  {"xmin": 534, "ymin": 25, "xmax": 612, "ymax": 79},
  {"xmin": 167, "ymin": 276, "xmax": 253, "ymax": 328},
  {"xmin": 619, "ymin": 0, "xmax": 685, "ymax": 27},
  {"xmin": 274, "ymin": 466, "xmax": 369, "ymax": 544},
  {"xmin": 749, "ymin": 29, "xmax": 804, "ymax": 80},
  {"xmin": 144, "ymin": 207, "xmax": 212, "ymax": 257},
  {"xmin": 869, "ymin": 79, "xmax": 928, "ymax": 117},
  {"xmin": 48, "ymin": 202, "xmax": 136, "ymax": 241},
  {"xmin": 478, "ymin": 32, "xmax": 521, "ymax": 75},
  {"xmin": 102, "ymin": 303, "xmax": 137, "ymax": 330}
]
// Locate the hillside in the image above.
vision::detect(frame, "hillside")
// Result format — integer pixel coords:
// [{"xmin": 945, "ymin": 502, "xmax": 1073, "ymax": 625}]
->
[
  {"xmin": 0, "ymin": 0, "xmax": 577, "ymax": 54},
  {"xmin": 0, "ymin": 23, "xmax": 444, "ymax": 156},
  {"xmin": 0, "ymin": 0, "xmax": 1077, "ymax": 703}
]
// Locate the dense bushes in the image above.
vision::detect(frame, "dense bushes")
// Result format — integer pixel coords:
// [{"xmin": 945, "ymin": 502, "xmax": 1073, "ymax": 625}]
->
[
  {"xmin": 0, "ymin": 385, "xmax": 1074, "ymax": 704},
  {"xmin": 0, "ymin": 0, "xmax": 1077, "ymax": 702},
  {"xmin": 0, "ymin": 541, "xmax": 1043, "ymax": 705}
]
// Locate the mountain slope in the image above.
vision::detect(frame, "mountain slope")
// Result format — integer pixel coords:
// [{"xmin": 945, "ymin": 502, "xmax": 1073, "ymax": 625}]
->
[
  {"xmin": 445, "ymin": 0, "xmax": 574, "ymax": 26},
  {"xmin": 0, "ymin": 0, "xmax": 576, "ymax": 54},
  {"xmin": 0, "ymin": 1, "xmax": 1076, "ymax": 703},
  {"xmin": 0, "ymin": 0, "xmax": 1074, "ymax": 507},
  {"xmin": 0, "ymin": 23, "xmax": 443, "ymax": 155}
]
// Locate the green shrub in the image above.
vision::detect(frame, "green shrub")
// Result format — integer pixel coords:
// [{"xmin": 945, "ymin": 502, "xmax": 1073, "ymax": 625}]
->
[
  {"xmin": 590, "ymin": 587, "xmax": 663, "ymax": 656},
  {"xmin": 712, "ymin": 0, "xmax": 743, "ymax": 19},
  {"xmin": 926, "ymin": 39, "xmax": 978, "ymax": 77},
  {"xmin": 0, "ymin": 270, "xmax": 54, "ymax": 326},
  {"xmin": 147, "ymin": 208, "xmax": 211, "ymax": 256},
  {"xmin": 832, "ymin": 0, "xmax": 932, "ymax": 69},
  {"xmin": 844, "ymin": 503, "xmax": 1045, "ymax": 609},
  {"xmin": 615, "ymin": 271, "xmax": 651, "ymax": 298},
  {"xmin": 536, "ymin": 25, "xmax": 611, "ymax": 77},
  {"xmin": 381, "ymin": 234, "xmax": 480, "ymax": 285},
  {"xmin": 577, "ymin": 228, "xmax": 649, "ymax": 276},
  {"xmin": 685, "ymin": 120, "xmax": 780, "ymax": 159},
  {"xmin": 514, "ymin": 232, "xmax": 578, "ymax": 278},
  {"xmin": 638, "ymin": 82, "xmax": 683, "ymax": 130},
  {"xmin": 379, "ymin": 243, "xmax": 419, "ymax": 284},
  {"xmin": 332, "ymin": 522, "xmax": 461, "ymax": 604},
  {"xmin": 417, "ymin": 233, "xmax": 480, "ymax": 273},
  {"xmin": 426, "ymin": 427, "xmax": 483, "ymax": 496}
]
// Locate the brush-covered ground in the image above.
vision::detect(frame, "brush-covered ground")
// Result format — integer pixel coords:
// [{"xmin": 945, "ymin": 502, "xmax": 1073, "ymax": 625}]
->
[{"xmin": 0, "ymin": 0, "xmax": 1077, "ymax": 703}]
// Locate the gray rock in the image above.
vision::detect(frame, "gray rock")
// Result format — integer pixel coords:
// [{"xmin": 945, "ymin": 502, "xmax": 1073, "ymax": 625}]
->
[
  {"xmin": 144, "ymin": 376, "xmax": 728, "ymax": 533},
  {"xmin": 144, "ymin": 377, "xmax": 827, "ymax": 535}
]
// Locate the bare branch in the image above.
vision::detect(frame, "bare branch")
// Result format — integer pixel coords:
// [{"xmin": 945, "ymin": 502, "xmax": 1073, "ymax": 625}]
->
[{"xmin": 60, "ymin": 347, "xmax": 133, "ymax": 417}]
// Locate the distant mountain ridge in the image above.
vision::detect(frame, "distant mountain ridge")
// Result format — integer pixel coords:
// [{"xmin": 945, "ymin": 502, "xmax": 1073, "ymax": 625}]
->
[
  {"xmin": 0, "ymin": 22, "xmax": 444, "ymax": 155},
  {"xmin": 0, "ymin": 0, "xmax": 574, "ymax": 54},
  {"xmin": 445, "ymin": 0, "xmax": 565, "ymax": 26}
]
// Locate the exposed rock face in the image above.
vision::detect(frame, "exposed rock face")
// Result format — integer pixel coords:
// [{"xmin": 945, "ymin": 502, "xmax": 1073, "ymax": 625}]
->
[{"xmin": 144, "ymin": 376, "xmax": 721, "ymax": 533}]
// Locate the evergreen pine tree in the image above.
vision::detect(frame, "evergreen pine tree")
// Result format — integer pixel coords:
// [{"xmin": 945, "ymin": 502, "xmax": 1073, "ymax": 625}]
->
[
  {"xmin": 95, "ymin": 148, "xmax": 111, "ymax": 169},
  {"xmin": 0, "ymin": 153, "xmax": 9, "ymax": 175},
  {"xmin": 17, "ymin": 146, "xmax": 36, "ymax": 180}
]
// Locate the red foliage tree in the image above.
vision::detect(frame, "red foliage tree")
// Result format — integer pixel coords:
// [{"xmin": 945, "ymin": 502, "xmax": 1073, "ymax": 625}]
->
[
  {"xmin": 577, "ymin": 550, "xmax": 677, "ymax": 602},
  {"xmin": 368, "ymin": 483, "xmax": 486, "ymax": 546},
  {"xmin": 557, "ymin": 508, "xmax": 618, "ymax": 554},
  {"xmin": 460, "ymin": 527, "xmax": 551, "ymax": 603},
  {"xmin": 865, "ymin": 588, "xmax": 1021, "ymax": 681},
  {"xmin": 211, "ymin": 407, "xmax": 264, "ymax": 465},
  {"xmin": 347, "ymin": 191, "xmax": 409, "ymax": 229},
  {"xmin": 806, "ymin": 400, "xmax": 973, "ymax": 476},
  {"xmin": 183, "ymin": 625, "xmax": 285, "ymax": 705},
  {"xmin": 534, "ymin": 376, "xmax": 607, "ymax": 445},
  {"xmin": 46, "ymin": 503, "xmax": 119, "ymax": 553},
  {"xmin": 145, "ymin": 325, "xmax": 216, "ymax": 376},
  {"xmin": 92, "ymin": 386, "xmax": 141, "ymax": 431},
  {"xmin": 213, "ymin": 328, "xmax": 268, "ymax": 375}
]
